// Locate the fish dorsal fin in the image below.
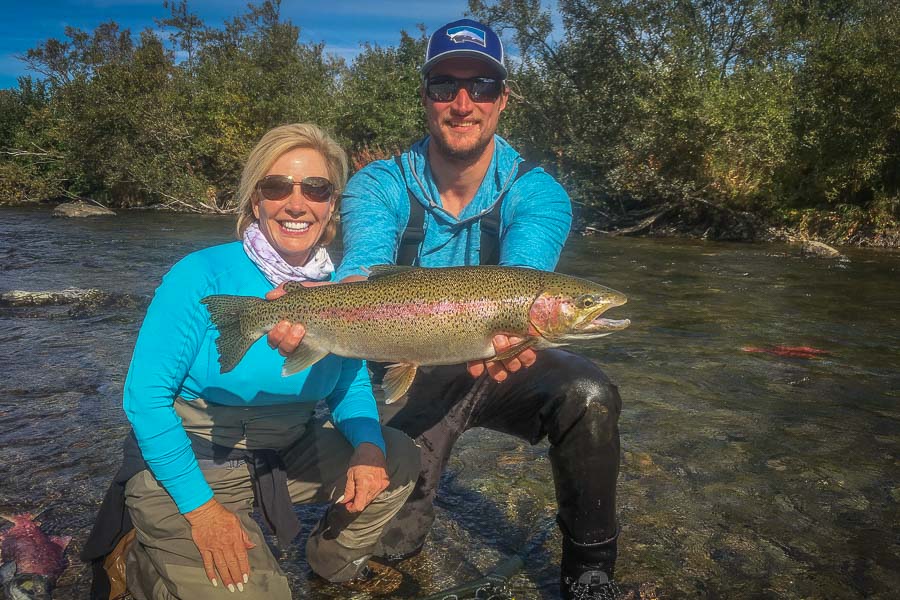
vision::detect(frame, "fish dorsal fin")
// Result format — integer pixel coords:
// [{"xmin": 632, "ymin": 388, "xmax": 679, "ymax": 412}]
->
[
  {"xmin": 0, "ymin": 513, "xmax": 31, "ymax": 525},
  {"xmin": 366, "ymin": 265, "xmax": 420, "ymax": 280},
  {"xmin": 283, "ymin": 281, "xmax": 312, "ymax": 293},
  {"xmin": 281, "ymin": 342, "xmax": 329, "ymax": 376},
  {"xmin": 382, "ymin": 363, "xmax": 418, "ymax": 404},
  {"xmin": 51, "ymin": 535, "xmax": 73, "ymax": 550}
]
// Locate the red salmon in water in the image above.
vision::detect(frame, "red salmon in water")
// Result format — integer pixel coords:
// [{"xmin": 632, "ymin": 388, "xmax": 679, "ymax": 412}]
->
[
  {"xmin": 0, "ymin": 514, "xmax": 70, "ymax": 600},
  {"xmin": 741, "ymin": 345, "xmax": 831, "ymax": 359}
]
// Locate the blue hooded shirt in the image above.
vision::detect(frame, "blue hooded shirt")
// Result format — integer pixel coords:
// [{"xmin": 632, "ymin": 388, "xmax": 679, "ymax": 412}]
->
[{"xmin": 336, "ymin": 135, "xmax": 572, "ymax": 279}]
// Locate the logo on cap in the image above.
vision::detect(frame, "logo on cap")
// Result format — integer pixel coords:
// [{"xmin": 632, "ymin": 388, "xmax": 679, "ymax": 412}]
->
[{"xmin": 446, "ymin": 26, "xmax": 486, "ymax": 47}]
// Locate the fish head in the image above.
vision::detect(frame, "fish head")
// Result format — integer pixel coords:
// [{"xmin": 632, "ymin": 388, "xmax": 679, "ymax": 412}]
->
[
  {"xmin": 1, "ymin": 570, "xmax": 52, "ymax": 600},
  {"xmin": 528, "ymin": 276, "xmax": 630, "ymax": 342}
]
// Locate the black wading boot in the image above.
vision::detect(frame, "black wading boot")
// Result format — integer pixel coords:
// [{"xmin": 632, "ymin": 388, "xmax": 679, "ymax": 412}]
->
[{"xmin": 561, "ymin": 536, "xmax": 655, "ymax": 600}]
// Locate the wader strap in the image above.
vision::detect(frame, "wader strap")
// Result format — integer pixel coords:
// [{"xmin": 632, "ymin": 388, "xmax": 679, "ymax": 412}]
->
[
  {"xmin": 394, "ymin": 155, "xmax": 538, "ymax": 266},
  {"xmin": 395, "ymin": 155, "xmax": 425, "ymax": 267}
]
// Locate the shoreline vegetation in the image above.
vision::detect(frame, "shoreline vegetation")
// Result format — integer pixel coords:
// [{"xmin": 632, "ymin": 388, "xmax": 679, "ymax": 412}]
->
[{"xmin": 1, "ymin": 0, "xmax": 897, "ymax": 249}]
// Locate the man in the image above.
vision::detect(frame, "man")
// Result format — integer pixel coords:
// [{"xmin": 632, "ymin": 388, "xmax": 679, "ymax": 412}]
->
[{"xmin": 269, "ymin": 18, "xmax": 635, "ymax": 599}]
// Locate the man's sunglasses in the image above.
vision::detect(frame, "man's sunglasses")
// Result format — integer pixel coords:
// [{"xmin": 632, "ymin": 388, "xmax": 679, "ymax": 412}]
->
[
  {"xmin": 425, "ymin": 76, "xmax": 504, "ymax": 103},
  {"xmin": 256, "ymin": 175, "xmax": 334, "ymax": 202}
]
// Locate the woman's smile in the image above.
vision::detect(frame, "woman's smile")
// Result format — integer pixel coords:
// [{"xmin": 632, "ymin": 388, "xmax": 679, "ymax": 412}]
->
[{"xmin": 252, "ymin": 147, "xmax": 334, "ymax": 266}]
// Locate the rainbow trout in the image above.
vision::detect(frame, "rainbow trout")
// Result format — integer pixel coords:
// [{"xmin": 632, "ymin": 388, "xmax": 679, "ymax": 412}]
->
[{"xmin": 202, "ymin": 265, "xmax": 630, "ymax": 402}]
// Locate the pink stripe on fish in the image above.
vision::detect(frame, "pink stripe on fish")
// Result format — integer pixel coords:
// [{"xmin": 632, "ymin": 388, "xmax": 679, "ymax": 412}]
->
[{"xmin": 315, "ymin": 299, "xmax": 503, "ymax": 322}]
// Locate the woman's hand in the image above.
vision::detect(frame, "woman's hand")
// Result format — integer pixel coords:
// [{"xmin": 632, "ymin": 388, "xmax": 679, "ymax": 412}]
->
[
  {"xmin": 264, "ymin": 282, "xmax": 321, "ymax": 354},
  {"xmin": 340, "ymin": 442, "xmax": 390, "ymax": 513},
  {"xmin": 184, "ymin": 498, "xmax": 255, "ymax": 592},
  {"xmin": 467, "ymin": 334, "xmax": 537, "ymax": 382},
  {"xmin": 265, "ymin": 277, "xmax": 365, "ymax": 354}
]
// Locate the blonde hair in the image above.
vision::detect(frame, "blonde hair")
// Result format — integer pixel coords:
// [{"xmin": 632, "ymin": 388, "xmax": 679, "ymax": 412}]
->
[{"xmin": 235, "ymin": 123, "xmax": 349, "ymax": 246}]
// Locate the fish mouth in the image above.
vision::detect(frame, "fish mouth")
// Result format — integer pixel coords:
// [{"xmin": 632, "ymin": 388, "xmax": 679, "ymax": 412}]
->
[
  {"xmin": 565, "ymin": 303, "xmax": 631, "ymax": 340},
  {"xmin": 581, "ymin": 316, "xmax": 631, "ymax": 335},
  {"xmin": 6, "ymin": 573, "xmax": 52, "ymax": 600}
]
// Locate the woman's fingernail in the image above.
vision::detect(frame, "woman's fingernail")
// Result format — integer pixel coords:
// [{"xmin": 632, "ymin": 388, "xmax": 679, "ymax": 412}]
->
[
  {"xmin": 228, "ymin": 583, "xmax": 236, "ymax": 593},
  {"xmin": 212, "ymin": 579, "xmax": 218, "ymax": 587},
  {"xmin": 243, "ymin": 573, "xmax": 249, "ymax": 584},
  {"xmin": 237, "ymin": 582, "xmax": 244, "ymax": 592}
]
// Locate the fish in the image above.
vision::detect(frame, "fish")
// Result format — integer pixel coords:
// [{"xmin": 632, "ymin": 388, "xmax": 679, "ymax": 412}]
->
[
  {"xmin": 0, "ymin": 514, "xmax": 70, "ymax": 600},
  {"xmin": 741, "ymin": 345, "xmax": 831, "ymax": 359},
  {"xmin": 447, "ymin": 26, "xmax": 487, "ymax": 46},
  {"xmin": 202, "ymin": 265, "xmax": 630, "ymax": 403}
]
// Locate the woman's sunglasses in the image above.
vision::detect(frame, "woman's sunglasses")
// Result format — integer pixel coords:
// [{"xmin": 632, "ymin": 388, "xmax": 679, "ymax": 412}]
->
[
  {"xmin": 256, "ymin": 175, "xmax": 334, "ymax": 202},
  {"xmin": 424, "ymin": 76, "xmax": 504, "ymax": 103}
]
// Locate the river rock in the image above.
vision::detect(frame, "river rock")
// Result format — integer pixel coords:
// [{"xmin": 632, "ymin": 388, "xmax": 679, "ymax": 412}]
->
[
  {"xmin": 52, "ymin": 201, "xmax": 116, "ymax": 218},
  {"xmin": 799, "ymin": 240, "xmax": 842, "ymax": 258},
  {"xmin": 0, "ymin": 288, "xmax": 142, "ymax": 308},
  {"xmin": 0, "ymin": 288, "xmax": 111, "ymax": 306}
]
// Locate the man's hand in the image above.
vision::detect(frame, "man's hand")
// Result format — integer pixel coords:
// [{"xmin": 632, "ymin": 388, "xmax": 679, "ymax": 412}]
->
[
  {"xmin": 340, "ymin": 442, "xmax": 390, "ymax": 513},
  {"xmin": 184, "ymin": 498, "xmax": 255, "ymax": 592},
  {"xmin": 467, "ymin": 334, "xmax": 537, "ymax": 382}
]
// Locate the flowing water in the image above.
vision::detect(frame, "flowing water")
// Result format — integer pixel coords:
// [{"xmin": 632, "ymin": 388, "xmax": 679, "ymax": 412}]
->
[{"xmin": 0, "ymin": 206, "xmax": 897, "ymax": 599}]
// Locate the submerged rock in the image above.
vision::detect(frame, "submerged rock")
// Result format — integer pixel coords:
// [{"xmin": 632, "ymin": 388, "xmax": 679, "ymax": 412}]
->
[
  {"xmin": 1, "ymin": 288, "xmax": 110, "ymax": 306},
  {"xmin": 52, "ymin": 201, "xmax": 116, "ymax": 218},
  {"xmin": 0, "ymin": 288, "xmax": 141, "ymax": 314},
  {"xmin": 799, "ymin": 240, "xmax": 842, "ymax": 258}
]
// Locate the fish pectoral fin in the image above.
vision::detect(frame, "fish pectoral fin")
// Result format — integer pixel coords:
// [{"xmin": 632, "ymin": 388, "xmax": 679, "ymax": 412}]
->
[
  {"xmin": 281, "ymin": 343, "xmax": 329, "ymax": 376},
  {"xmin": 382, "ymin": 363, "xmax": 418, "ymax": 404},
  {"xmin": 492, "ymin": 337, "xmax": 540, "ymax": 362}
]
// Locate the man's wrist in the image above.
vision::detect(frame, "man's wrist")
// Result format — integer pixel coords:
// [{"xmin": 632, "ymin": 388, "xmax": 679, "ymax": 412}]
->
[{"xmin": 353, "ymin": 442, "xmax": 386, "ymax": 462}]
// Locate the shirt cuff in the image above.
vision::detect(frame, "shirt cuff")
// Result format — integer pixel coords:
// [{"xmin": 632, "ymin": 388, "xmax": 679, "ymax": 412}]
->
[
  {"xmin": 164, "ymin": 467, "xmax": 215, "ymax": 514},
  {"xmin": 334, "ymin": 416, "xmax": 387, "ymax": 457}
]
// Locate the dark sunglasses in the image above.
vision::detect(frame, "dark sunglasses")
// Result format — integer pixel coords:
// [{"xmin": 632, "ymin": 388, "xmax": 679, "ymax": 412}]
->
[
  {"xmin": 256, "ymin": 175, "xmax": 334, "ymax": 202},
  {"xmin": 425, "ymin": 76, "xmax": 504, "ymax": 103}
]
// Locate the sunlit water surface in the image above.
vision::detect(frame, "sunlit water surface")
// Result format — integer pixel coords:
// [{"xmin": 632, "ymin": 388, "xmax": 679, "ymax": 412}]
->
[{"xmin": 1, "ymin": 207, "xmax": 897, "ymax": 599}]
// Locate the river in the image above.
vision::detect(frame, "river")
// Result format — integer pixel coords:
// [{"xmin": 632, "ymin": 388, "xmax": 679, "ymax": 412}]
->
[{"xmin": 0, "ymin": 206, "xmax": 897, "ymax": 599}]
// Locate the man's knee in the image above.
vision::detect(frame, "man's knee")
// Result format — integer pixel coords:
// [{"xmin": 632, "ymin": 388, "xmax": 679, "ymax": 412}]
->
[{"xmin": 546, "ymin": 369, "xmax": 621, "ymax": 446}]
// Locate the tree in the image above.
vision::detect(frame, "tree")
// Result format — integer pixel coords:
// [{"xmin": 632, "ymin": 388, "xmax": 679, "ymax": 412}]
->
[{"xmin": 334, "ymin": 29, "xmax": 427, "ymax": 160}]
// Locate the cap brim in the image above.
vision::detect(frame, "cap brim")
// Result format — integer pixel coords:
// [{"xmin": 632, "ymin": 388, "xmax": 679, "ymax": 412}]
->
[{"xmin": 421, "ymin": 50, "xmax": 508, "ymax": 79}]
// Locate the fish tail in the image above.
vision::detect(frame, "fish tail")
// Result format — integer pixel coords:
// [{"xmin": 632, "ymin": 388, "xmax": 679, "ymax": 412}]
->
[{"xmin": 201, "ymin": 295, "xmax": 267, "ymax": 373}]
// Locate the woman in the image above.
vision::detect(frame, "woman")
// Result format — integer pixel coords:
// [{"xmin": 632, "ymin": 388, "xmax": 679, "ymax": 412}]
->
[{"xmin": 120, "ymin": 124, "xmax": 419, "ymax": 599}]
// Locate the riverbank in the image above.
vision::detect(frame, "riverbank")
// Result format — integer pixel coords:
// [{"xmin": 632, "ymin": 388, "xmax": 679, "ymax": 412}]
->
[
  {"xmin": 579, "ymin": 199, "xmax": 900, "ymax": 248},
  {"xmin": 6, "ymin": 198, "xmax": 900, "ymax": 249}
]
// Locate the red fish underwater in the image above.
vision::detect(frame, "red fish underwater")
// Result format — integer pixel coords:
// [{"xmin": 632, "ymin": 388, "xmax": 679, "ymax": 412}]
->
[
  {"xmin": 0, "ymin": 514, "xmax": 70, "ymax": 600},
  {"xmin": 741, "ymin": 345, "xmax": 831, "ymax": 359}
]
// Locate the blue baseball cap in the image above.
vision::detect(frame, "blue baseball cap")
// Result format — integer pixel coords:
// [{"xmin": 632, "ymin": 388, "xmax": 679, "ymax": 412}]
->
[{"xmin": 422, "ymin": 18, "xmax": 508, "ymax": 79}]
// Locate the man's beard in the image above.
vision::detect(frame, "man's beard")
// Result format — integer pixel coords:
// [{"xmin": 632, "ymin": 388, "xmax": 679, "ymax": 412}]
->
[{"xmin": 431, "ymin": 127, "xmax": 493, "ymax": 163}]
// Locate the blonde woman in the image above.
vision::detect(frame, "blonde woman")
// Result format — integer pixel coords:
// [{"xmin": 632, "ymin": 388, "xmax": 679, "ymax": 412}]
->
[{"xmin": 117, "ymin": 124, "xmax": 418, "ymax": 599}]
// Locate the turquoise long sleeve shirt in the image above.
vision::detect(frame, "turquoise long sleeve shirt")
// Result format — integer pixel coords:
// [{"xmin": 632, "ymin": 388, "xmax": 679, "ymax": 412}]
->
[
  {"xmin": 123, "ymin": 242, "xmax": 384, "ymax": 514},
  {"xmin": 335, "ymin": 135, "xmax": 572, "ymax": 280}
]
